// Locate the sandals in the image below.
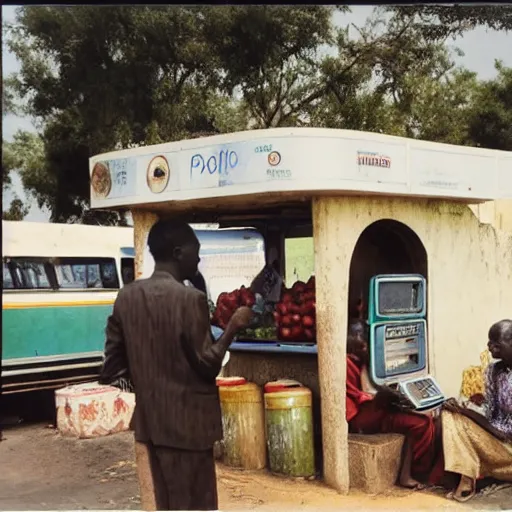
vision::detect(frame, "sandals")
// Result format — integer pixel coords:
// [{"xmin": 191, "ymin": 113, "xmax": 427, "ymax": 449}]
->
[{"xmin": 447, "ymin": 476, "xmax": 476, "ymax": 502}]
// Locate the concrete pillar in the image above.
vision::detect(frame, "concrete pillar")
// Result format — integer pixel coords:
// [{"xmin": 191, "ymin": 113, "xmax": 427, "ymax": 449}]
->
[
  {"xmin": 312, "ymin": 197, "xmax": 351, "ymax": 494},
  {"xmin": 132, "ymin": 209, "xmax": 159, "ymax": 511}
]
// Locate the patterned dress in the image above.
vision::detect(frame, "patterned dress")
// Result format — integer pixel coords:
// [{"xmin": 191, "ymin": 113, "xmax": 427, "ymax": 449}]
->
[{"xmin": 441, "ymin": 361, "xmax": 512, "ymax": 481}]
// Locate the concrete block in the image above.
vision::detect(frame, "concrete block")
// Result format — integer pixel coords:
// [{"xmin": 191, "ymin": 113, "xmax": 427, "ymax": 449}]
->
[{"xmin": 348, "ymin": 433, "xmax": 405, "ymax": 495}]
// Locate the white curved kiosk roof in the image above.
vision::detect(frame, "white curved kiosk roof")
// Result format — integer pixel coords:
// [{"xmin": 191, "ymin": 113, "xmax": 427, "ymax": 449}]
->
[{"xmin": 89, "ymin": 128, "xmax": 512, "ymax": 212}]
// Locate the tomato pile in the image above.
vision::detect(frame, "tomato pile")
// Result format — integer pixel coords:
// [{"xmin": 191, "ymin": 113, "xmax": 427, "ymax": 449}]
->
[
  {"xmin": 274, "ymin": 276, "xmax": 316, "ymax": 341},
  {"xmin": 211, "ymin": 286, "xmax": 256, "ymax": 330},
  {"xmin": 211, "ymin": 276, "xmax": 316, "ymax": 342}
]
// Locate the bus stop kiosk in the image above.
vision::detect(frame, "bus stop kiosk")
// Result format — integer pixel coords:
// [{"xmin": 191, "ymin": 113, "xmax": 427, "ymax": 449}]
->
[{"xmin": 90, "ymin": 127, "xmax": 512, "ymax": 500}]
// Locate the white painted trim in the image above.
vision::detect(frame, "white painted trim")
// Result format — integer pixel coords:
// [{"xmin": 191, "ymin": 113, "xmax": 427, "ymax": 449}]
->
[{"xmin": 2, "ymin": 351, "xmax": 104, "ymax": 367}]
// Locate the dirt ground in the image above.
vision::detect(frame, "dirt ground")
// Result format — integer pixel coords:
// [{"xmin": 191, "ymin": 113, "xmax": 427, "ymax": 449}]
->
[{"xmin": 1, "ymin": 423, "xmax": 511, "ymax": 511}]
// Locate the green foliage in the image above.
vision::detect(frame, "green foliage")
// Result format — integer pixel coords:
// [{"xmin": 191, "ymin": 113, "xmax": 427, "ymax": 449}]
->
[
  {"xmin": 3, "ymin": 130, "xmax": 51, "ymax": 205},
  {"xmin": 2, "ymin": 81, "xmax": 18, "ymax": 117},
  {"xmin": 4, "ymin": 6, "xmax": 223, "ymax": 222},
  {"xmin": 387, "ymin": 5, "xmax": 512, "ymax": 38},
  {"xmin": 3, "ymin": 5, "xmax": 511, "ymax": 223},
  {"xmin": 2, "ymin": 197, "xmax": 29, "ymax": 221},
  {"xmin": 466, "ymin": 62, "xmax": 512, "ymax": 150}
]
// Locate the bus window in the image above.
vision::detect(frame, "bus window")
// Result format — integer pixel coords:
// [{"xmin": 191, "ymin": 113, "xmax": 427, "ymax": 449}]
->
[
  {"xmin": 54, "ymin": 258, "xmax": 120, "ymax": 290},
  {"xmin": 3, "ymin": 262, "xmax": 14, "ymax": 289},
  {"xmin": 86, "ymin": 264, "xmax": 102, "ymax": 288},
  {"xmin": 121, "ymin": 258, "xmax": 135, "ymax": 285},
  {"xmin": 55, "ymin": 263, "xmax": 87, "ymax": 289},
  {"xmin": 100, "ymin": 260, "xmax": 118, "ymax": 288},
  {"xmin": 8, "ymin": 259, "xmax": 52, "ymax": 289}
]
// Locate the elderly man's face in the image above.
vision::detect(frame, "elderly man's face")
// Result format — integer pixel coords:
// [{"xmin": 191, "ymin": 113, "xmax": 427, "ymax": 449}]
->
[{"xmin": 488, "ymin": 331, "xmax": 512, "ymax": 361}]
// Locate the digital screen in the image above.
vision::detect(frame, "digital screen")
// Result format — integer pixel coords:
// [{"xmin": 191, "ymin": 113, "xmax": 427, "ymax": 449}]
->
[
  {"xmin": 383, "ymin": 322, "xmax": 421, "ymax": 374},
  {"xmin": 378, "ymin": 281, "xmax": 421, "ymax": 315},
  {"xmin": 370, "ymin": 320, "xmax": 427, "ymax": 382}
]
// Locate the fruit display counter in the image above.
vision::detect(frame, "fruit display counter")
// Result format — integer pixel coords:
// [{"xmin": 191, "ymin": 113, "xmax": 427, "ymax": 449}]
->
[{"xmin": 212, "ymin": 276, "xmax": 318, "ymax": 352}]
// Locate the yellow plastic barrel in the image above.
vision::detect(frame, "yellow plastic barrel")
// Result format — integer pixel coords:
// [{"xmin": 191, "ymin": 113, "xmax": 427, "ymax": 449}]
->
[
  {"xmin": 264, "ymin": 386, "xmax": 315, "ymax": 478},
  {"xmin": 218, "ymin": 381, "xmax": 266, "ymax": 470}
]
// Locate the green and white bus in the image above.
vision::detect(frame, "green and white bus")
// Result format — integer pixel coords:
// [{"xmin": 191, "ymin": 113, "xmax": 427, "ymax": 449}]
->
[
  {"xmin": 2, "ymin": 221, "xmax": 135, "ymax": 394},
  {"xmin": 2, "ymin": 221, "xmax": 265, "ymax": 394}
]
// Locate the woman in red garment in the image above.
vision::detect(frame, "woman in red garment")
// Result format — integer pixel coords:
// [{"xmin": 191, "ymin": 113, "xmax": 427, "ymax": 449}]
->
[{"xmin": 346, "ymin": 320, "xmax": 441, "ymax": 489}]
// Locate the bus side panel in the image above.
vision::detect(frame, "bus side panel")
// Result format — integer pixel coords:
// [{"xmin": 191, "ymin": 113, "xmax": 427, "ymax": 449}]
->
[{"xmin": 2, "ymin": 302, "xmax": 113, "ymax": 361}]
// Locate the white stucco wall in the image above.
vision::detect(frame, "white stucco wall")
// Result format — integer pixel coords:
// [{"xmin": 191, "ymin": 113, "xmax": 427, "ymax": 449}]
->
[
  {"xmin": 470, "ymin": 199, "xmax": 512, "ymax": 233},
  {"xmin": 316, "ymin": 196, "xmax": 512, "ymax": 398}
]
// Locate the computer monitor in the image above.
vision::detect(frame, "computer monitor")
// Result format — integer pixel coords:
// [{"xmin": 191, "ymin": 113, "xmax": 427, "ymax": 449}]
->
[
  {"xmin": 368, "ymin": 274, "xmax": 428, "ymax": 386},
  {"xmin": 370, "ymin": 320, "xmax": 427, "ymax": 385},
  {"xmin": 368, "ymin": 274, "xmax": 426, "ymax": 323}
]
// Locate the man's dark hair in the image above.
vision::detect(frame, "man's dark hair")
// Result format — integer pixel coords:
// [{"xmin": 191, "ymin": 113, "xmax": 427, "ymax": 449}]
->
[
  {"xmin": 147, "ymin": 219, "xmax": 197, "ymax": 262},
  {"xmin": 489, "ymin": 319, "xmax": 512, "ymax": 344}
]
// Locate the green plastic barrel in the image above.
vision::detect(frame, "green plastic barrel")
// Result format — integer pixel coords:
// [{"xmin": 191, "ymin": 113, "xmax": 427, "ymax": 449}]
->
[{"xmin": 264, "ymin": 386, "xmax": 315, "ymax": 478}]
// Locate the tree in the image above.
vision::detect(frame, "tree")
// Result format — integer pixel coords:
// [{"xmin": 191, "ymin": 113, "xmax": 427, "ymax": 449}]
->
[
  {"xmin": 2, "ymin": 79, "xmax": 18, "ymax": 118},
  {"xmin": 3, "ymin": 130, "xmax": 50, "ymax": 207},
  {"xmin": 3, "ymin": 78, "xmax": 31, "ymax": 220},
  {"xmin": 309, "ymin": 9, "xmax": 473, "ymax": 139},
  {"xmin": 5, "ymin": 5, "xmax": 511, "ymax": 224},
  {"xmin": 4, "ymin": 6, "xmax": 223, "ymax": 222},
  {"xmin": 5, "ymin": 5, "xmax": 338, "ymax": 220},
  {"xmin": 466, "ymin": 62, "xmax": 512, "ymax": 150},
  {"xmin": 2, "ymin": 79, "xmax": 18, "ymax": 191},
  {"xmin": 387, "ymin": 5, "xmax": 512, "ymax": 39},
  {"xmin": 3, "ymin": 197, "xmax": 29, "ymax": 221},
  {"xmin": 206, "ymin": 6, "xmax": 337, "ymax": 128},
  {"xmin": 400, "ymin": 68, "xmax": 480, "ymax": 145}
]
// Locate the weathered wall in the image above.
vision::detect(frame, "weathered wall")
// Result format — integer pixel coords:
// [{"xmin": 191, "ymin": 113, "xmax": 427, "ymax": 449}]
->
[
  {"xmin": 470, "ymin": 199, "xmax": 512, "ymax": 233},
  {"xmin": 372, "ymin": 198, "xmax": 512, "ymax": 398},
  {"xmin": 327, "ymin": 197, "xmax": 512, "ymax": 398}
]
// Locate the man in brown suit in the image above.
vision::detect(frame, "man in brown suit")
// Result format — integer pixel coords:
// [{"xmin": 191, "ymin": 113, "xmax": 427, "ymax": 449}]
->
[{"xmin": 101, "ymin": 220, "xmax": 253, "ymax": 510}]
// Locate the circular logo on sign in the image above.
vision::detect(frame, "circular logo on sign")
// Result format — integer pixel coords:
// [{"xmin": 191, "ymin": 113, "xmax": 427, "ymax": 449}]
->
[
  {"xmin": 268, "ymin": 151, "xmax": 281, "ymax": 167},
  {"xmin": 147, "ymin": 155, "xmax": 170, "ymax": 194},
  {"xmin": 91, "ymin": 162, "xmax": 112, "ymax": 199}
]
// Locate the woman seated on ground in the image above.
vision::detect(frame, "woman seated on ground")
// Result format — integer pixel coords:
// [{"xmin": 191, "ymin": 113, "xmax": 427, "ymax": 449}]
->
[
  {"xmin": 346, "ymin": 320, "xmax": 441, "ymax": 489},
  {"xmin": 441, "ymin": 319, "xmax": 512, "ymax": 502}
]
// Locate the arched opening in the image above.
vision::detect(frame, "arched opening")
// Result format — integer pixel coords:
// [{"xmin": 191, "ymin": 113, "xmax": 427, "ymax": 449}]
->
[{"xmin": 348, "ymin": 219, "xmax": 428, "ymax": 318}]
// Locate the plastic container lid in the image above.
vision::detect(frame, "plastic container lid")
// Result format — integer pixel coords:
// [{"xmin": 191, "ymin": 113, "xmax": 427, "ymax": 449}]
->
[
  {"xmin": 264, "ymin": 379, "xmax": 302, "ymax": 393},
  {"xmin": 219, "ymin": 382, "xmax": 263, "ymax": 404},
  {"xmin": 264, "ymin": 387, "xmax": 312, "ymax": 409},
  {"xmin": 216, "ymin": 376, "xmax": 247, "ymax": 387}
]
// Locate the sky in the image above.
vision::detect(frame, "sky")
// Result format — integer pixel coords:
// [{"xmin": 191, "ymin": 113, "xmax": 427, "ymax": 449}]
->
[{"xmin": 2, "ymin": 5, "xmax": 512, "ymax": 223}]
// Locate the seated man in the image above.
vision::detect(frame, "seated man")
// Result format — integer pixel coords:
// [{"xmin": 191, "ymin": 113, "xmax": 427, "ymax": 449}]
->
[
  {"xmin": 440, "ymin": 319, "xmax": 512, "ymax": 502},
  {"xmin": 346, "ymin": 320, "xmax": 440, "ymax": 489}
]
